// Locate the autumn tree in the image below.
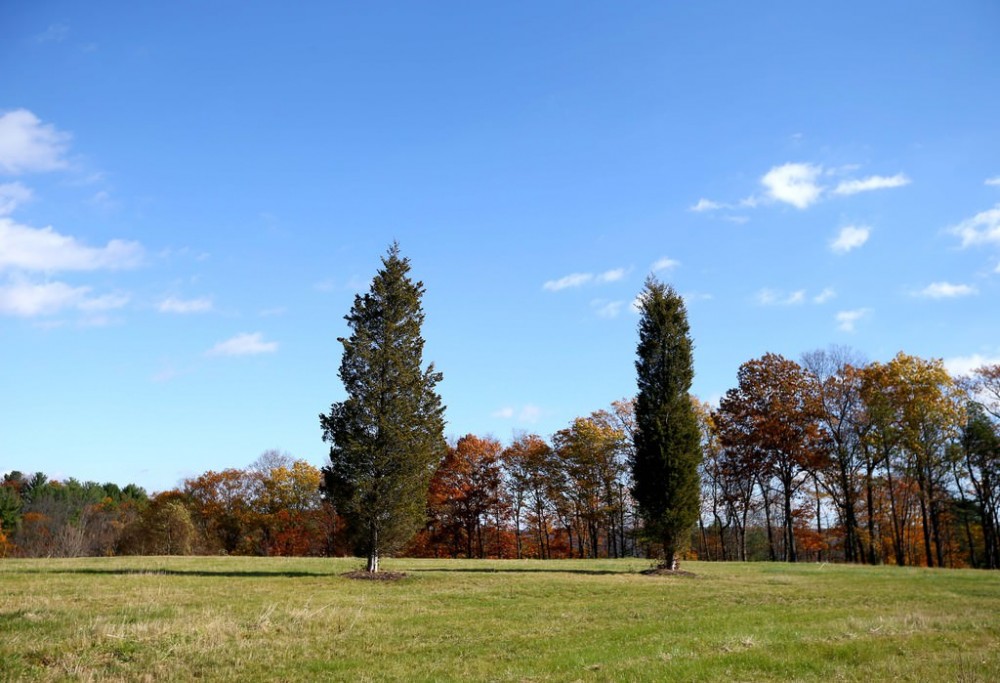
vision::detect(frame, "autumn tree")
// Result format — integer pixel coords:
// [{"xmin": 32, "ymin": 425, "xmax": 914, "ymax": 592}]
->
[
  {"xmin": 802, "ymin": 347, "xmax": 870, "ymax": 563},
  {"xmin": 427, "ymin": 434, "xmax": 505, "ymax": 558},
  {"xmin": 320, "ymin": 243, "xmax": 446, "ymax": 573},
  {"xmin": 501, "ymin": 433, "xmax": 556, "ymax": 559},
  {"xmin": 631, "ymin": 278, "xmax": 702, "ymax": 570},
  {"xmin": 553, "ymin": 415, "xmax": 628, "ymax": 558},
  {"xmin": 716, "ymin": 353, "xmax": 822, "ymax": 562}
]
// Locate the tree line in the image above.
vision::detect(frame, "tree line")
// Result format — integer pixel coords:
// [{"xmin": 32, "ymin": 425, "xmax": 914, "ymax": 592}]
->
[{"xmin": 4, "ymin": 355, "xmax": 996, "ymax": 568}]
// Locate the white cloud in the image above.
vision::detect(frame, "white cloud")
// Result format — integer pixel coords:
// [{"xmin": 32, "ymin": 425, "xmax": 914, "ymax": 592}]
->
[
  {"xmin": 492, "ymin": 404, "xmax": 542, "ymax": 424},
  {"xmin": 207, "ymin": 332, "xmax": 278, "ymax": 356},
  {"xmin": 159, "ymin": 296, "xmax": 213, "ymax": 314},
  {"xmin": 723, "ymin": 215, "xmax": 750, "ymax": 225},
  {"xmin": 78, "ymin": 292, "xmax": 130, "ymax": 311},
  {"xmin": 543, "ymin": 272, "xmax": 593, "ymax": 291},
  {"xmin": 0, "ymin": 109, "xmax": 71, "ymax": 175},
  {"xmin": 518, "ymin": 405, "xmax": 542, "ymax": 423},
  {"xmin": 0, "ymin": 279, "xmax": 128, "ymax": 317},
  {"xmin": 985, "ymin": 177, "xmax": 1000, "ymax": 187},
  {"xmin": 916, "ymin": 282, "xmax": 978, "ymax": 299},
  {"xmin": 813, "ymin": 288, "xmax": 837, "ymax": 304},
  {"xmin": 35, "ymin": 24, "xmax": 69, "ymax": 43},
  {"xmin": 596, "ymin": 268, "xmax": 627, "ymax": 283},
  {"xmin": 836, "ymin": 308, "xmax": 872, "ymax": 333},
  {"xmin": 830, "ymin": 225, "xmax": 871, "ymax": 254},
  {"xmin": 544, "ymin": 268, "xmax": 627, "ymax": 291},
  {"xmin": 761, "ymin": 163, "xmax": 823, "ymax": 209},
  {"xmin": 950, "ymin": 204, "xmax": 1000, "ymax": 247},
  {"xmin": 652, "ymin": 257, "xmax": 679, "ymax": 272},
  {"xmin": 690, "ymin": 198, "xmax": 722, "ymax": 212},
  {"xmin": 943, "ymin": 354, "xmax": 1000, "ymax": 378},
  {"xmin": 0, "ymin": 218, "xmax": 143, "ymax": 272},
  {"xmin": 0, "ymin": 182, "xmax": 32, "ymax": 215},
  {"xmin": 833, "ymin": 173, "xmax": 911, "ymax": 196},
  {"xmin": 592, "ymin": 299, "xmax": 625, "ymax": 319},
  {"xmin": 756, "ymin": 288, "xmax": 806, "ymax": 306},
  {"xmin": 682, "ymin": 291, "xmax": 713, "ymax": 304},
  {"xmin": 695, "ymin": 164, "xmax": 912, "ymax": 216}
]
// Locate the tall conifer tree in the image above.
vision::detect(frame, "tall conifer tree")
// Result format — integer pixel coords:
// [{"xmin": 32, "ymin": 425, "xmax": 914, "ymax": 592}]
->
[
  {"xmin": 320, "ymin": 243, "xmax": 446, "ymax": 573},
  {"xmin": 631, "ymin": 277, "xmax": 702, "ymax": 570}
]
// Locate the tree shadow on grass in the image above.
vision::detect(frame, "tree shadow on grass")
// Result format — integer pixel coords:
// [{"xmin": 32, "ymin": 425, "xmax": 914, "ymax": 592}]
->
[
  {"xmin": 1, "ymin": 568, "xmax": 336, "ymax": 579},
  {"xmin": 406, "ymin": 567, "xmax": 633, "ymax": 576}
]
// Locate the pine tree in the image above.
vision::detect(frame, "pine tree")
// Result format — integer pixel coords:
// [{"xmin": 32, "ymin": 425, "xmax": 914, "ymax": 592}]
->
[
  {"xmin": 631, "ymin": 277, "xmax": 702, "ymax": 570},
  {"xmin": 319, "ymin": 243, "xmax": 446, "ymax": 573}
]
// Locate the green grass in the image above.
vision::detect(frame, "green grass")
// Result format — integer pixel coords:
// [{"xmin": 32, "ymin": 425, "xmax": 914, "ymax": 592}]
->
[{"xmin": 2, "ymin": 557, "xmax": 999, "ymax": 681}]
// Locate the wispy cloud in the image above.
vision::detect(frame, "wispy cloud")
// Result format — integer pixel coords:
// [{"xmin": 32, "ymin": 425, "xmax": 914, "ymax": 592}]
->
[
  {"xmin": 596, "ymin": 268, "xmax": 627, "ymax": 283},
  {"xmin": 652, "ymin": 257, "xmax": 679, "ymax": 272},
  {"xmin": 833, "ymin": 173, "xmax": 910, "ymax": 196},
  {"xmin": 34, "ymin": 24, "xmax": 69, "ymax": 44},
  {"xmin": 916, "ymin": 282, "xmax": 978, "ymax": 299},
  {"xmin": 0, "ymin": 218, "xmax": 143, "ymax": 272},
  {"xmin": 0, "ymin": 109, "xmax": 71, "ymax": 175},
  {"xmin": 492, "ymin": 404, "xmax": 542, "ymax": 424},
  {"xmin": 761, "ymin": 163, "xmax": 823, "ymax": 209},
  {"xmin": 813, "ymin": 288, "xmax": 837, "ymax": 304},
  {"xmin": 0, "ymin": 278, "xmax": 128, "ymax": 317},
  {"xmin": 0, "ymin": 182, "xmax": 32, "ymax": 215},
  {"xmin": 756, "ymin": 288, "xmax": 806, "ymax": 306},
  {"xmin": 830, "ymin": 225, "xmax": 871, "ymax": 254},
  {"xmin": 836, "ymin": 308, "xmax": 872, "ymax": 332},
  {"xmin": 985, "ymin": 177, "xmax": 1000, "ymax": 187},
  {"xmin": 207, "ymin": 332, "xmax": 278, "ymax": 357},
  {"xmin": 592, "ymin": 299, "xmax": 625, "ymax": 318},
  {"xmin": 159, "ymin": 296, "xmax": 213, "ymax": 314},
  {"xmin": 950, "ymin": 204, "xmax": 1000, "ymax": 247},
  {"xmin": 694, "ymin": 163, "xmax": 911, "ymax": 215},
  {"xmin": 543, "ymin": 267, "xmax": 627, "ymax": 292},
  {"xmin": 543, "ymin": 272, "xmax": 592, "ymax": 291},
  {"xmin": 690, "ymin": 198, "xmax": 723, "ymax": 212}
]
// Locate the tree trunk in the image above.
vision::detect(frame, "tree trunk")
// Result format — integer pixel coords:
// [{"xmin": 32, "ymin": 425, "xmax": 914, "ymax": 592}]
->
[
  {"xmin": 784, "ymin": 483, "xmax": 797, "ymax": 563},
  {"xmin": 760, "ymin": 480, "xmax": 776, "ymax": 562},
  {"xmin": 916, "ymin": 478, "xmax": 934, "ymax": 567},
  {"xmin": 813, "ymin": 475, "xmax": 823, "ymax": 562},
  {"xmin": 367, "ymin": 526, "xmax": 379, "ymax": 572},
  {"xmin": 662, "ymin": 536, "xmax": 678, "ymax": 570},
  {"xmin": 884, "ymin": 460, "xmax": 906, "ymax": 566},
  {"xmin": 865, "ymin": 459, "xmax": 879, "ymax": 565}
]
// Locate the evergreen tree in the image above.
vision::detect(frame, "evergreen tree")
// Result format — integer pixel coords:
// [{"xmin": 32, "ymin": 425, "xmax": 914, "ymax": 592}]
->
[
  {"xmin": 320, "ymin": 243, "xmax": 446, "ymax": 572},
  {"xmin": 631, "ymin": 277, "xmax": 702, "ymax": 570}
]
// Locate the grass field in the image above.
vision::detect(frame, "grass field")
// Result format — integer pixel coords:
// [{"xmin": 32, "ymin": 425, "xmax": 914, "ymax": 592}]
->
[{"xmin": 2, "ymin": 557, "xmax": 999, "ymax": 682}]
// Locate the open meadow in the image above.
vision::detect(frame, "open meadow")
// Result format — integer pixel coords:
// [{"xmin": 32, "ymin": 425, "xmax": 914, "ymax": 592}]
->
[{"xmin": 2, "ymin": 557, "xmax": 999, "ymax": 682}]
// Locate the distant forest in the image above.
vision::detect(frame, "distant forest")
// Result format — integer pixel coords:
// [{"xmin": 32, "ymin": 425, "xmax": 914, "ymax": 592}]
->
[{"xmin": 3, "ymin": 350, "xmax": 998, "ymax": 570}]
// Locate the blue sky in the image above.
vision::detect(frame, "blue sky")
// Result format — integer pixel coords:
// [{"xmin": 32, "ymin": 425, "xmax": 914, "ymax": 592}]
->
[{"xmin": 2, "ymin": 2, "xmax": 999, "ymax": 492}]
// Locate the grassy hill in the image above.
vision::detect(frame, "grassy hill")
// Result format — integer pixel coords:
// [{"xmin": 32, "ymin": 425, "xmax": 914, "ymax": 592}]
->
[{"xmin": 2, "ymin": 557, "xmax": 999, "ymax": 681}]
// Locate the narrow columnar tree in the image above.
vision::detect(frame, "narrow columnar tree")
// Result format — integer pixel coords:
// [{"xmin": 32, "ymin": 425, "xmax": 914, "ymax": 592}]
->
[
  {"xmin": 320, "ymin": 243, "xmax": 446, "ymax": 573},
  {"xmin": 631, "ymin": 277, "xmax": 702, "ymax": 570}
]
